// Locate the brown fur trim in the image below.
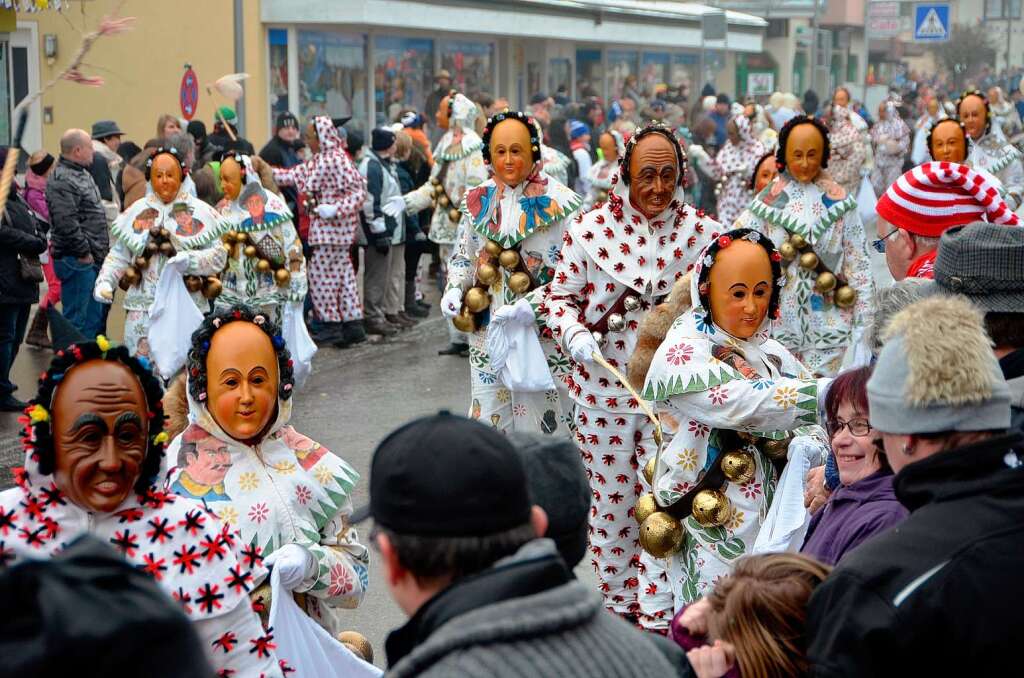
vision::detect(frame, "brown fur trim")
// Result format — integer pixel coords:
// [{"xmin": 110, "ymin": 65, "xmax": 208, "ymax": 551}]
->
[
  {"xmin": 627, "ymin": 273, "xmax": 692, "ymax": 391},
  {"xmin": 163, "ymin": 373, "xmax": 190, "ymax": 442},
  {"xmin": 884, "ymin": 295, "xmax": 996, "ymax": 406},
  {"xmin": 251, "ymin": 156, "xmax": 282, "ymax": 196}
]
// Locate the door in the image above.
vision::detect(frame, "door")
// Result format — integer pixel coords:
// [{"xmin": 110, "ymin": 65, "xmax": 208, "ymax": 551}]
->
[{"xmin": 10, "ymin": 22, "xmax": 41, "ymax": 153}]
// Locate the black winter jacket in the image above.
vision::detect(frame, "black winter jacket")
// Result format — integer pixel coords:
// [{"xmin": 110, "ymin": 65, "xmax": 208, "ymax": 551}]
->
[
  {"xmin": 806, "ymin": 431, "xmax": 1024, "ymax": 677},
  {"xmin": 0, "ymin": 192, "xmax": 46, "ymax": 305},
  {"xmin": 46, "ymin": 157, "xmax": 109, "ymax": 262}
]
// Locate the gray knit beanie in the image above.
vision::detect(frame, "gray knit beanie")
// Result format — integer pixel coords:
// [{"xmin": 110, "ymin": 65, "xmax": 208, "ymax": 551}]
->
[{"xmin": 868, "ymin": 295, "xmax": 1011, "ymax": 434}]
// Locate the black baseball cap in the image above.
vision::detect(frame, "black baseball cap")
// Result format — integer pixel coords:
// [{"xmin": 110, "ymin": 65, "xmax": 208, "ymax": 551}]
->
[{"xmin": 366, "ymin": 412, "xmax": 532, "ymax": 537}]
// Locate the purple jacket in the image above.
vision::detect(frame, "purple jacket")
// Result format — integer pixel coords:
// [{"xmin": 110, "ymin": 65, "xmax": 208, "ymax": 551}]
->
[
  {"xmin": 801, "ymin": 470, "xmax": 908, "ymax": 566},
  {"xmin": 23, "ymin": 170, "xmax": 49, "ymax": 222}
]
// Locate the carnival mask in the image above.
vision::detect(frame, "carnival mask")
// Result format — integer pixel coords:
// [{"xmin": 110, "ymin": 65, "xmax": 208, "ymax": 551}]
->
[
  {"xmin": 708, "ymin": 240, "xmax": 773, "ymax": 340},
  {"xmin": 784, "ymin": 123, "xmax": 825, "ymax": 184},
  {"xmin": 206, "ymin": 321, "xmax": 279, "ymax": 443},
  {"xmin": 726, "ymin": 119, "xmax": 741, "ymax": 146},
  {"xmin": 436, "ymin": 96, "xmax": 452, "ymax": 132},
  {"xmin": 52, "ymin": 360, "xmax": 149, "ymax": 513},
  {"xmin": 151, "ymin": 153, "xmax": 183, "ymax": 205},
  {"xmin": 753, "ymin": 155, "xmax": 779, "ymax": 194},
  {"xmin": 629, "ymin": 133, "xmax": 678, "ymax": 219},
  {"xmin": 930, "ymin": 120, "xmax": 967, "ymax": 163},
  {"xmin": 220, "ymin": 156, "xmax": 243, "ymax": 201},
  {"xmin": 833, "ymin": 89, "xmax": 850, "ymax": 108},
  {"xmin": 958, "ymin": 95, "xmax": 987, "ymax": 140},
  {"xmin": 599, "ymin": 133, "xmax": 619, "ymax": 163},
  {"xmin": 490, "ymin": 118, "xmax": 533, "ymax": 187},
  {"xmin": 304, "ymin": 123, "xmax": 321, "ymax": 154}
]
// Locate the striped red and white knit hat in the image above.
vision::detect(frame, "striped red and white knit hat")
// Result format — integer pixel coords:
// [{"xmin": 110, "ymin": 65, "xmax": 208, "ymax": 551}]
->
[{"xmin": 876, "ymin": 161, "xmax": 1019, "ymax": 237}]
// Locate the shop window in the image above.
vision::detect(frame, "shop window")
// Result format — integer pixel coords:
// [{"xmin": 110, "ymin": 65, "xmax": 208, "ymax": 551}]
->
[
  {"xmin": 607, "ymin": 49, "xmax": 639, "ymax": 102},
  {"xmin": 640, "ymin": 52, "xmax": 669, "ymax": 100},
  {"xmin": 576, "ymin": 49, "xmax": 602, "ymax": 100},
  {"xmin": 374, "ymin": 36, "xmax": 434, "ymax": 126},
  {"xmin": 268, "ymin": 29, "xmax": 289, "ymax": 121},
  {"xmin": 548, "ymin": 58, "xmax": 571, "ymax": 100},
  {"xmin": 297, "ymin": 30, "xmax": 367, "ymax": 134},
  {"xmin": 441, "ymin": 40, "xmax": 494, "ymax": 100},
  {"xmin": 670, "ymin": 53, "xmax": 698, "ymax": 105},
  {"xmin": 847, "ymin": 55, "xmax": 858, "ymax": 84}
]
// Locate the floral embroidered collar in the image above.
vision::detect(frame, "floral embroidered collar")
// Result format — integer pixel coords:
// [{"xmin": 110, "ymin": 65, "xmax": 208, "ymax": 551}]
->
[{"xmin": 749, "ymin": 172, "xmax": 857, "ymax": 242}]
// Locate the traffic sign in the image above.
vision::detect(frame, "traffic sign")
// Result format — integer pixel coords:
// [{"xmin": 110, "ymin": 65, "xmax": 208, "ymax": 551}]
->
[
  {"xmin": 180, "ymin": 65, "xmax": 199, "ymax": 121},
  {"xmin": 914, "ymin": 4, "xmax": 950, "ymax": 42}
]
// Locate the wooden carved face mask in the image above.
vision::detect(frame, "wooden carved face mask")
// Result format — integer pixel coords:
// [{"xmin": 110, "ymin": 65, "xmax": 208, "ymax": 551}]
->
[
  {"xmin": 150, "ymin": 153, "xmax": 183, "ymax": 205},
  {"xmin": 784, "ymin": 123, "xmax": 825, "ymax": 184},
  {"xmin": 489, "ymin": 118, "xmax": 533, "ymax": 187},
  {"xmin": 628, "ymin": 133, "xmax": 678, "ymax": 219},
  {"xmin": 707, "ymin": 240, "xmax": 773, "ymax": 340},
  {"xmin": 206, "ymin": 322, "xmax": 280, "ymax": 444},
  {"xmin": 220, "ymin": 156, "xmax": 243, "ymax": 201}
]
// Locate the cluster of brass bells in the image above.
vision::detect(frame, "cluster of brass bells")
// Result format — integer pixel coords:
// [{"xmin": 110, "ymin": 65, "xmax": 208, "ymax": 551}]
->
[
  {"xmin": 605, "ymin": 295, "xmax": 641, "ymax": 335},
  {"xmin": 596, "ymin": 189, "xmax": 609, "ymax": 204},
  {"xmin": 430, "ymin": 177, "xmax": 461, "ymax": 224},
  {"xmin": 121, "ymin": 224, "xmax": 200, "ymax": 293},
  {"xmin": 223, "ymin": 230, "xmax": 292, "ymax": 287},
  {"xmin": 452, "ymin": 239, "xmax": 531, "ymax": 333},
  {"xmin": 635, "ymin": 457, "xmax": 685, "ymax": 558},
  {"xmin": 778, "ymin": 233, "xmax": 856, "ymax": 308}
]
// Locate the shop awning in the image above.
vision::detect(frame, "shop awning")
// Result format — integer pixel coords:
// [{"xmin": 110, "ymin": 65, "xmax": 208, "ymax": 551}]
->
[{"xmin": 262, "ymin": 0, "xmax": 766, "ymax": 52}]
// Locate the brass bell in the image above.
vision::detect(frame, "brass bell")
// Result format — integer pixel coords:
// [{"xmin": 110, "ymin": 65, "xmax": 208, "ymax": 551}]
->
[
  {"xmin": 464, "ymin": 286, "xmax": 491, "ymax": 313},
  {"xmin": 789, "ymin": 233, "xmax": 807, "ymax": 249},
  {"xmin": 607, "ymin": 313, "xmax": 626, "ymax": 333},
  {"xmin": 508, "ymin": 271, "xmax": 531, "ymax": 294},
  {"xmin": 484, "ymin": 240, "xmax": 503, "ymax": 257},
  {"xmin": 815, "ymin": 271, "xmax": 837, "ymax": 294},
  {"xmin": 257, "ymin": 259, "xmax": 272, "ymax": 272},
  {"xmin": 692, "ymin": 489, "xmax": 731, "ymax": 528},
  {"xmin": 642, "ymin": 457, "xmax": 657, "ymax": 485},
  {"xmin": 799, "ymin": 252, "xmax": 819, "ymax": 270},
  {"xmin": 760, "ymin": 436, "xmax": 791, "ymax": 460},
  {"xmin": 145, "ymin": 241, "xmax": 159, "ymax": 255},
  {"xmin": 235, "ymin": 231, "xmax": 249, "ymax": 244},
  {"xmin": 634, "ymin": 494, "xmax": 658, "ymax": 525},
  {"xmin": 591, "ymin": 331, "xmax": 605, "ymax": 347},
  {"xmin": 448, "ymin": 208, "xmax": 461, "ymax": 223},
  {"xmin": 222, "ymin": 242, "xmax": 234, "ymax": 254},
  {"xmin": 639, "ymin": 512, "xmax": 684, "ymax": 558},
  {"xmin": 778, "ymin": 241, "xmax": 797, "ymax": 261},
  {"xmin": 597, "ymin": 190, "xmax": 609, "ymax": 203},
  {"xmin": 158, "ymin": 227, "xmax": 170, "ymax": 239},
  {"xmin": 430, "ymin": 176, "xmax": 441, "ymax": 187},
  {"xmin": 184, "ymin": 275, "xmax": 204, "ymax": 293},
  {"xmin": 202, "ymin": 277, "xmax": 223, "ymax": 299},
  {"xmin": 438, "ymin": 195, "xmax": 449, "ymax": 208},
  {"xmin": 135, "ymin": 256, "xmax": 149, "ymax": 269},
  {"xmin": 149, "ymin": 224, "xmax": 161, "ymax": 237},
  {"xmin": 452, "ymin": 307, "xmax": 477, "ymax": 333},
  {"xmin": 159, "ymin": 242, "xmax": 176, "ymax": 257},
  {"xmin": 721, "ymin": 450, "xmax": 756, "ymax": 484},
  {"xmin": 275, "ymin": 268, "xmax": 291, "ymax": 286},
  {"xmin": 120, "ymin": 266, "xmax": 140, "ymax": 289},
  {"xmin": 477, "ymin": 262, "xmax": 500, "ymax": 286},
  {"xmin": 337, "ymin": 631, "xmax": 373, "ymax": 664},
  {"xmin": 225, "ymin": 230, "xmax": 238, "ymax": 242},
  {"xmin": 243, "ymin": 245, "xmax": 258, "ymax": 258},
  {"xmin": 623, "ymin": 296, "xmax": 641, "ymax": 312},
  {"xmin": 834, "ymin": 285, "xmax": 857, "ymax": 308},
  {"xmin": 498, "ymin": 249, "xmax": 520, "ymax": 270}
]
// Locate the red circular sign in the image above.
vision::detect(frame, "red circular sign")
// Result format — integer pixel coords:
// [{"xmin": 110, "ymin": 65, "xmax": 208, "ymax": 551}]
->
[{"xmin": 180, "ymin": 66, "xmax": 199, "ymax": 121}]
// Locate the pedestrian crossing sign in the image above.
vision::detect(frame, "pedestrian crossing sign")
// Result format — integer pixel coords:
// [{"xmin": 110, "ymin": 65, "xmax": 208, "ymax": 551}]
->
[{"xmin": 914, "ymin": 4, "xmax": 950, "ymax": 42}]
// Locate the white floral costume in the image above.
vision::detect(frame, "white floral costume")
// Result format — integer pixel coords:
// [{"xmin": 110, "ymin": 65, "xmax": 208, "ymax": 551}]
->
[
  {"xmin": 969, "ymin": 132, "xmax": 1024, "ymax": 211},
  {"xmin": 96, "ymin": 191, "xmax": 226, "ymax": 357},
  {"xmin": 542, "ymin": 144, "xmax": 573, "ymax": 188},
  {"xmin": 642, "ymin": 260, "xmax": 827, "ymax": 606},
  {"xmin": 710, "ymin": 115, "xmax": 765, "ymax": 228},
  {"xmin": 0, "ymin": 452, "xmax": 282, "ymax": 676},
  {"xmin": 449, "ymin": 168, "xmax": 582, "ymax": 434},
  {"xmin": 541, "ymin": 161, "xmax": 716, "ymax": 627},
  {"xmin": 735, "ymin": 173, "xmax": 874, "ymax": 376},
  {"xmin": 216, "ymin": 164, "xmax": 307, "ymax": 327},
  {"xmin": 167, "ymin": 392, "xmax": 368, "ymax": 636}
]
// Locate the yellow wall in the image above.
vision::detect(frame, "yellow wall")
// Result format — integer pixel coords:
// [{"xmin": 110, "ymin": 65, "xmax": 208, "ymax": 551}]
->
[{"xmin": 19, "ymin": 0, "xmax": 268, "ymax": 153}]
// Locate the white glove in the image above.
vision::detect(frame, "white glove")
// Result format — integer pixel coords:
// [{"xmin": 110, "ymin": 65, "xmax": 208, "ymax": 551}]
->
[
  {"xmin": 264, "ymin": 543, "xmax": 314, "ymax": 592},
  {"xmin": 93, "ymin": 281, "xmax": 113, "ymax": 304},
  {"xmin": 382, "ymin": 195, "xmax": 406, "ymax": 218},
  {"xmin": 368, "ymin": 218, "xmax": 387, "ymax": 235},
  {"xmin": 568, "ymin": 329, "xmax": 601, "ymax": 364},
  {"xmin": 491, "ymin": 298, "xmax": 536, "ymax": 327},
  {"xmin": 315, "ymin": 203, "xmax": 339, "ymax": 219},
  {"xmin": 441, "ymin": 287, "xmax": 463, "ymax": 319},
  {"xmin": 165, "ymin": 253, "xmax": 190, "ymax": 273}
]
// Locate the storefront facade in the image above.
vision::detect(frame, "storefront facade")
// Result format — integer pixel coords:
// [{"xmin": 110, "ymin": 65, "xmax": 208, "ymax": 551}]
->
[{"xmin": 261, "ymin": 0, "xmax": 766, "ymax": 135}]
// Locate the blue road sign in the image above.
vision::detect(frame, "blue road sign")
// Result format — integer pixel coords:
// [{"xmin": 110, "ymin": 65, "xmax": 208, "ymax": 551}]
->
[{"xmin": 914, "ymin": 4, "xmax": 950, "ymax": 42}]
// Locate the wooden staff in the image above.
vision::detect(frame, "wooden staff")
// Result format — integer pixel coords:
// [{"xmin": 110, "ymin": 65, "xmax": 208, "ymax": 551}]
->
[{"xmin": 0, "ymin": 108, "xmax": 29, "ymax": 218}]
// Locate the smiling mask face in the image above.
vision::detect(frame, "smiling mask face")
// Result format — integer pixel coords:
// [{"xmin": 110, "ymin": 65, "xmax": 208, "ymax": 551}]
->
[
  {"xmin": 206, "ymin": 322, "xmax": 279, "ymax": 443},
  {"xmin": 707, "ymin": 240, "xmax": 773, "ymax": 340}
]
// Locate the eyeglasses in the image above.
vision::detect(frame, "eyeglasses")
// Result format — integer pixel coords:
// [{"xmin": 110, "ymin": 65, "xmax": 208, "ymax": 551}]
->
[
  {"xmin": 871, "ymin": 228, "xmax": 899, "ymax": 254},
  {"xmin": 829, "ymin": 417, "xmax": 872, "ymax": 437}
]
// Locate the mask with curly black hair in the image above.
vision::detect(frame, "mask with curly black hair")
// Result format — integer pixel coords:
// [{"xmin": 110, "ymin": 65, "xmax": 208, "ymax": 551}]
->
[
  {"xmin": 618, "ymin": 121, "xmax": 689, "ymax": 188},
  {"xmin": 695, "ymin": 228, "xmax": 785, "ymax": 326},
  {"xmin": 775, "ymin": 115, "xmax": 831, "ymax": 176}
]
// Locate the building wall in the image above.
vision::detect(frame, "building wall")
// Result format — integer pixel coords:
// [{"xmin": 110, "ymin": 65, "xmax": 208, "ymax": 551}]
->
[{"xmin": 18, "ymin": 0, "xmax": 268, "ymax": 154}]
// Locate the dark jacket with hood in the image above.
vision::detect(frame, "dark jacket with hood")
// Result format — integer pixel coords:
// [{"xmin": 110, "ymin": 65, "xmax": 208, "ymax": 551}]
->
[
  {"xmin": 46, "ymin": 156, "xmax": 109, "ymax": 262},
  {"xmin": 806, "ymin": 432, "xmax": 1024, "ymax": 676},
  {"xmin": 0, "ymin": 191, "xmax": 46, "ymax": 305}
]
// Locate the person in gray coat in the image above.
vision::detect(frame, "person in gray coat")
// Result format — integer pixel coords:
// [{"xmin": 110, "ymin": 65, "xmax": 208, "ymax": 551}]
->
[{"xmin": 367, "ymin": 413, "xmax": 682, "ymax": 678}]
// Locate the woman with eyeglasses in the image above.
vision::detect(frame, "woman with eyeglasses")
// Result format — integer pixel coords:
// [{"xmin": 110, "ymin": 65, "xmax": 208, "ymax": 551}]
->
[{"xmin": 800, "ymin": 365, "xmax": 907, "ymax": 566}]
